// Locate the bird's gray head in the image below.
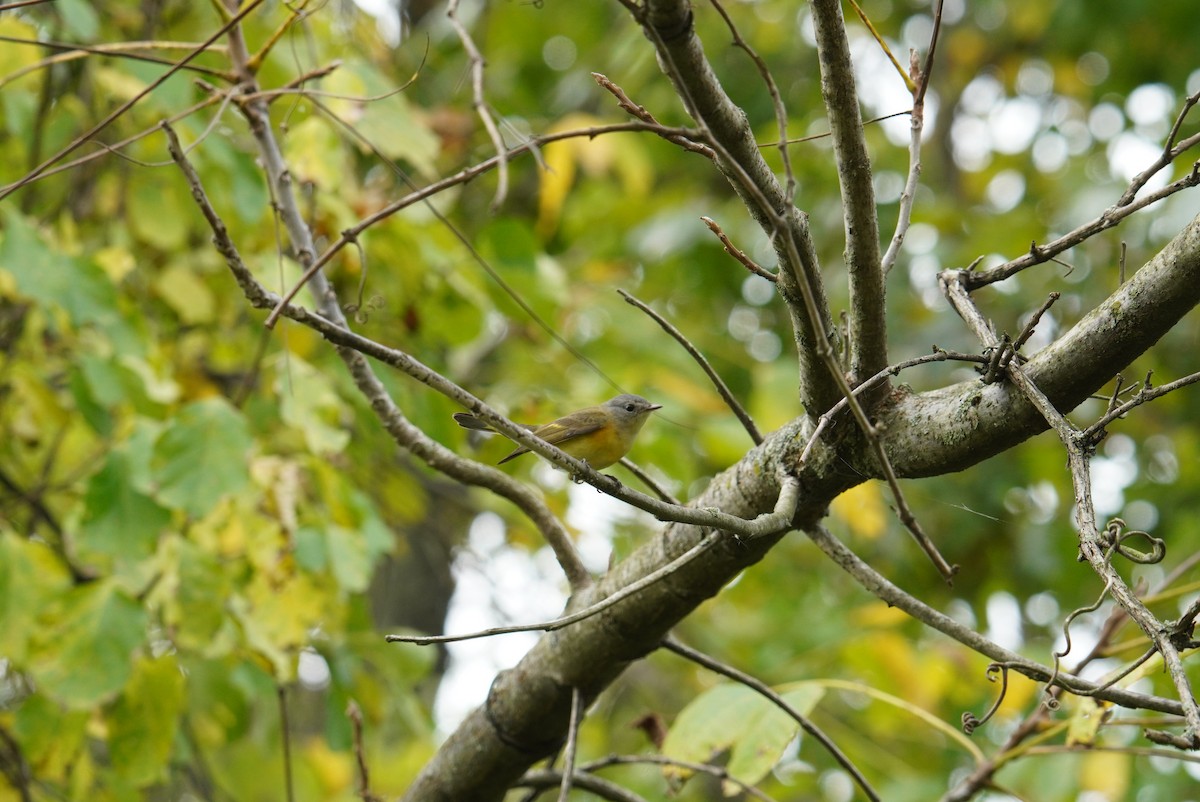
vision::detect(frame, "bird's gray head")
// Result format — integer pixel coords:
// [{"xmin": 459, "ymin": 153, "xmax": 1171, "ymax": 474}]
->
[{"xmin": 604, "ymin": 394, "xmax": 663, "ymax": 423}]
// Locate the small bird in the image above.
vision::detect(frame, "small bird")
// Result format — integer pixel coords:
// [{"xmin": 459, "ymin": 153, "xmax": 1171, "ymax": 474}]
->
[{"xmin": 453, "ymin": 394, "xmax": 662, "ymax": 470}]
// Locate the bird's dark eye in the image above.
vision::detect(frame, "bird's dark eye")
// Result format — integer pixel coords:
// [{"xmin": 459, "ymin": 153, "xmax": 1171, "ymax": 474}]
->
[{"xmin": 625, "ymin": 404, "xmax": 635, "ymax": 412}]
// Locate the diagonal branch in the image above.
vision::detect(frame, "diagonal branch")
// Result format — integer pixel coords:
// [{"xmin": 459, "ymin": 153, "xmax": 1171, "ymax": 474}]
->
[
  {"xmin": 1002, "ymin": 362, "xmax": 1200, "ymax": 746},
  {"xmin": 805, "ymin": 525, "xmax": 1186, "ymax": 716},
  {"xmin": 618, "ymin": 289, "xmax": 763, "ymax": 445},
  {"xmin": 162, "ymin": 121, "xmax": 596, "ymax": 591}
]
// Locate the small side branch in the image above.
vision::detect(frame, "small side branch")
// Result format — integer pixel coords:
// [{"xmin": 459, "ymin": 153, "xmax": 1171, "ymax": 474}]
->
[
  {"xmin": 700, "ymin": 215, "xmax": 777, "ymax": 281},
  {"xmin": 557, "ymin": 688, "xmax": 582, "ymax": 802},
  {"xmin": 1084, "ymin": 369, "xmax": 1200, "ymax": 440},
  {"xmin": 618, "ymin": 289, "xmax": 763, "ymax": 445},
  {"xmin": 966, "ymin": 153, "xmax": 1200, "ymax": 288},
  {"xmin": 882, "ymin": 0, "xmax": 944, "ymax": 278},
  {"xmin": 593, "ymin": 72, "xmax": 715, "ymax": 158},
  {"xmin": 388, "ymin": 532, "xmax": 724, "ymax": 646},
  {"xmin": 708, "ymin": 0, "xmax": 796, "ymax": 199}
]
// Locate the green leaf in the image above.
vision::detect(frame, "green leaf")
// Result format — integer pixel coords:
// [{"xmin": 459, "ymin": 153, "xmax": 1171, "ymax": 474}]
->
[
  {"xmin": 662, "ymin": 681, "xmax": 824, "ymax": 792},
  {"xmin": 0, "ymin": 209, "xmax": 124, "ymax": 332},
  {"xmin": 31, "ymin": 581, "xmax": 147, "ymax": 708},
  {"xmin": 294, "ymin": 525, "xmax": 328, "ymax": 573},
  {"xmin": 277, "ymin": 355, "xmax": 351, "ymax": 454},
  {"xmin": 169, "ymin": 536, "xmax": 234, "ymax": 653},
  {"xmin": 326, "ymin": 524, "xmax": 371, "ymax": 593},
  {"xmin": 127, "ymin": 174, "xmax": 191, "ymax": 251},
  {"xmin": 356, "ymin": 92, "xmax": 440, "ymax": 177},
  {"xmin": 150, "ymin": 399, "xmax": 252, "ymax": 517},
  {"xmin": 107, "ymin": 653, "xmax": 186, "ymax": 787},
  {"xmin": 11, "ymin": 693, "xmax": 89, "ymax": 784},
  {"xmin": 55, "ymin": 0, "xmax": 100, "ymax": 40},
  {"xmin": 0, "ymin": 532, "xmax": 73, "ymax": 662},
  {"xmin": 78, "ymin": 449, "xmax": 172, "ymax": 566}
]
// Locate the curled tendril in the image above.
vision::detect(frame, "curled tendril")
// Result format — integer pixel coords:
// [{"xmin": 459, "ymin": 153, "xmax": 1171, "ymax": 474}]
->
[
  {"xmin": 1101, "ymin": 517, "xmax": 1166, "ymax": 565},
  {"xmin": 962, "ymin": 662, "xmax": 1011, "ymax": 735},
  {"xmin": 1041, "ymin": 577, "xmax": 1115, "ymax": 706}
]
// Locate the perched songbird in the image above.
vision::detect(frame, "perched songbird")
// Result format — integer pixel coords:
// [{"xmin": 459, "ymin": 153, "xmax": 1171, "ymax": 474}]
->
[{"xmin": 453, "ymin": 394, "xmax": 662, "ymax": 469}]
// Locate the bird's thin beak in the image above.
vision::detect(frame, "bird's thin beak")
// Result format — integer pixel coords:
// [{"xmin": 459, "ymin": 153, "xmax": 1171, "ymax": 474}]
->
[{"xmin": 649, "ymin": 404, "xmax": 663, "ymax": 411}]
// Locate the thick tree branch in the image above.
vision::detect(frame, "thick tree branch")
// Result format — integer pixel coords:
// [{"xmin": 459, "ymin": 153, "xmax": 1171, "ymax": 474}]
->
[
  {"xmin": 810, "ymin": 0, "xmax": 887, "ymax": 391},
  {"xmin": 881, "ymin": 210, "xmax": 1200, "ymax": 477}
]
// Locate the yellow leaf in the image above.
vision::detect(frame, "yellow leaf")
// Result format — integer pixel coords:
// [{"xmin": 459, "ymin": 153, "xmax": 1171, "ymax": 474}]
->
[
  {"xmin": 830, "ymin": 481, "xmax": 887, "ymax": 539},
  {"xmin": 154, "ymin": 264, "xmax": 215, "ymax": 324},
  {"xmin": 1066, "ymin": 696, "xmax": 1112, "ymax": 747},
  {"xmin": 536, "ymin": 112, "xmax": 614, "ymax": 239},
  {"xmin": 284, "ymin": 117, "xmax": 347, "ymax": 189},
  {"xmin": 1079, "ymin": 747, "xmax": 1129, "ymax": 799},
  {"xmin": 94, "ymin": 246, "xmax": 136, "ymax": 283},
  {"xmin": 0, "ymin": 17, "xmax": 40, "ymax": 75},
  {"xmin": 303, "ymin": 738, "xmax": 354, "ymax": 795}
]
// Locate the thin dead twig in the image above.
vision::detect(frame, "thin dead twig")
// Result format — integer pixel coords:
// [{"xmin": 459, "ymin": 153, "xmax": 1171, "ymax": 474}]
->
[
  {"xmin": 618, "ymin": 289, "xmax": 763, "ymax": 445},
  {"xmin": 446, "ymin": 0, "xmax": 509, "ymax": 210}
]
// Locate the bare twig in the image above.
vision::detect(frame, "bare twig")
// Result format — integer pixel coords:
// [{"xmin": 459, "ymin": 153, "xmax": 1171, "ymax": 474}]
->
[
  {"xmin": 881, "ymin": 0, "xmax": 944, "ymax": 275},
  {"xmin": 558, "ymin": 688, "xmax": 582, "ymax": 802},
  {"xmin": 593, "ymin": 72, "xmax": 715, "ymax": 157},
  {"xmin": 264, "ymin": 119, "xmax": 696, "ymax": 328},
  {"xmin": 278, "ymin": 686, "xmax": 295, "ymax": 802},
  {"xmin": 615, "ymin": 458, "xmax": 680, "ymax": 504},
  {"xmin": 700, "ymin": 216, "xmax": 777, "ymax": 281},
  {"xmin": 966, "ymin": 160, "xmax": 1200, "ymax": 287},
  {"xmin": 1012, "ymin": 292, "xmax": 1060, "ymax": 352},
  {"xmin": 1084, "ymin": 369, "xmax": 1200, "ymax": 440},
  {"xmin": 1118, "ymin": 90, "xmax": 1200, "ymax": 206},
  {"xmin": 708, "ymin": 0, "xmax": 796, "ymax": 199},
  {"xmin": 662, "ymin": 637, "xmax": 880, "ymax": 801},
  {"xmin": 579, "ymin": 755, "xmax": 778, "ymax": 802},
  {"xmin": 760, "ymin": 110, "xmax": 912, "ymax": 148},
  {"xmin": 881, "ymin": 53, "xmax": 924, "ymax": 276},
  {"xmin": 446, "ymin": 0, "xmax": 509, "ymax": 210},
  {"xmin": 347, "ymin": 701, "xmax": 382, "ymax": 802},
  {"xmin": 516, "ymin": 770, "xmax": 648, "ymax": 802},
  {"xmin": 385, "ymin": 477, "xmax": 796, "ymax": 645},
  {"xmin": 0, "ymin": 35, "xmax": 233, "ymax": 89},
  {"xmin": 618, "ymin": 289, "xmax": 763, "ymax": 444},
  {"xmin": 387, "ymin": 532, "xmax": 724, "ymax": 645}
]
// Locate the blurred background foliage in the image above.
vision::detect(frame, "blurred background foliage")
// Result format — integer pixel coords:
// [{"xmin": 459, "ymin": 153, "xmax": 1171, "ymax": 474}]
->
[{"xmin": 0, "ymin": 0, "xmax": 1198, "ymax": 799}]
